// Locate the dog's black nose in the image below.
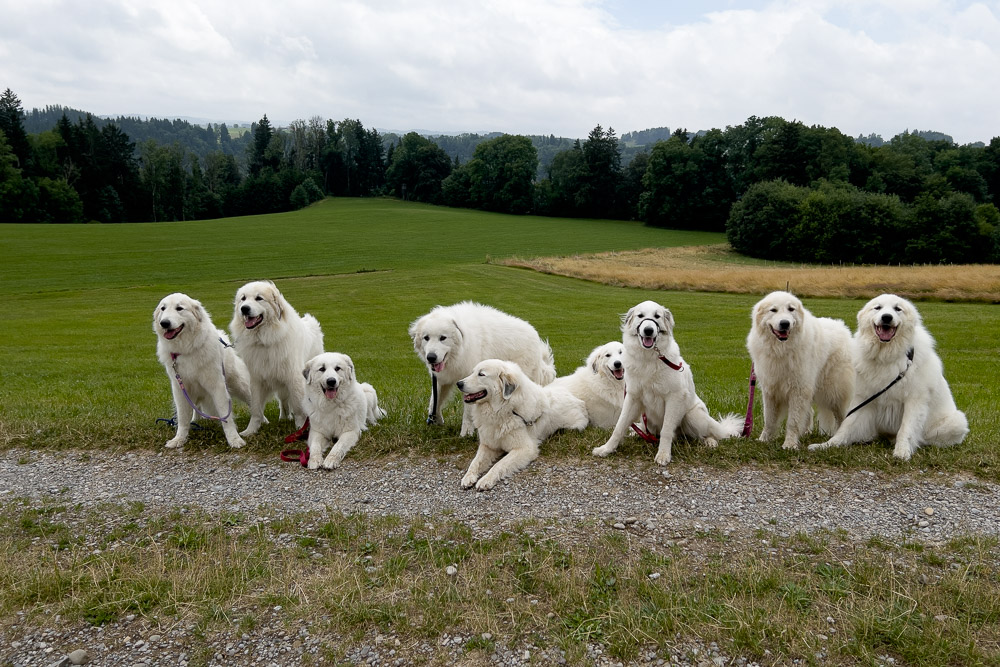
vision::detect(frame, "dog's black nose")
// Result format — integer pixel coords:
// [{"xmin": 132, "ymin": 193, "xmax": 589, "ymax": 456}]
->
[
  {"xmin": 241, "ymin": 304, "xmax": 251, "ymax": 316},
  {"xmin": 779, "ymin": 319, "xmax": 790, "ymax": 330},
  {"xmin": 426, "ymin": 352, "xmax": 438, "ymax": 364},
  {"xmin": 325, "ymin": 378, "xmax": 337, "ymax": 389},
  {"xmin": 642, "ymin": 325, "xmax": 656, "ymax": 337},
  {"xmin": 456, "ymin": 380, "xmax": 464, "ymax": 391},
  {"xmin": 160, "ymin": 319, "xmax": 172, "ymax": 329},
  {"xmin": 613, "ymin": 361, "xmax": 622, "ymax": 369},
  {"xmin": 881, "ymin": 313, "xmax": 894, "ymax": 324}
]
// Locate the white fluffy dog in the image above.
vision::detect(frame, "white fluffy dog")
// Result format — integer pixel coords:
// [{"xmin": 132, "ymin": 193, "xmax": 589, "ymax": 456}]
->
[
  {"xmin": 550, "ymin": 341, "xmax": 626, "ymax": 429},
  {"xmin": 810, "ymin": 294, "xmax": 968, "ymax": 460},
  {"xmin": 301, "ymin": 352, "xmax": 386, "ymax": 469},
  {"xmin": 153, "ymin": 293, "xmax": 252, "ymax": 449},
  {"xmin": 746, "ymin": 291, "xmax": 855, "ymax": 449},
  {"xmin": 456, "ymin": 359, "xmax": 588, "ymax": 490},
  {"xmin": 409, "ymin": 301, "xmax": 556, "ymax": 436},
  {"xmin": 593, "ymin": 300, "xmax": 742, "ymax": 465},
  {"xmin": 229, "ymin": 280, "xmax": 324, "ymax": 436}
]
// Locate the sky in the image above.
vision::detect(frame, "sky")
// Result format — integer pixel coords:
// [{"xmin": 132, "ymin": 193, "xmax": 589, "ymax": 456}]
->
[{"xmin": 2, "ymin": 0, "xmax": 999, "ymax": 144}]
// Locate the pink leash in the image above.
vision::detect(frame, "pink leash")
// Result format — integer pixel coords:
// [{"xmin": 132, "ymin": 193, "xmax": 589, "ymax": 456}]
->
[
  {"xmin": 280, "ymin": 419, "xmax": 311, "ymax": 466},
  {"xmin": 741, "ymin": 363, "xmax": 756, "ymax": 438}
]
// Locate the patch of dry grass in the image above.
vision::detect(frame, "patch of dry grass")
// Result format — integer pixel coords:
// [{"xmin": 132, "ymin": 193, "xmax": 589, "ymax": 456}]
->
[{"xmin": 503, "ymin": 245, "xmax": 1000, "ymax": 302}]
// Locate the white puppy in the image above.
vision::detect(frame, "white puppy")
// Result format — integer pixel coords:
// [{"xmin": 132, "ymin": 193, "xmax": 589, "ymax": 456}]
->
[
  {"xmin": 746, "ymin": 291, "xmax": 854, "ymax": 449},
  {"xmin": 457, "ymin": 359, "xmax": 587, "ymax": 490},
  {"xmin": 153, "ymin": 293, "xmax": 252, "ymax": 449},
  {"xmin": 593, "ymin": 300, "xmax": 742, "ymax": 465},
  {"xmin": 302, "ymin": 352, "xmax": 386, "ymax": 469},
  {"xmin": 229, "ymin": 280, "xmax": 324, "ymax": 436},
  {"xmin": 810, "ymin": 294, "xmax": 968, "ymax": 460},
  {"xmin": 409, "ymin": 301, "xmax": 556, "ymax": 436},
  {"xmin": 550, "ymin": 341, "xmax": 626, "ymax": 429}
]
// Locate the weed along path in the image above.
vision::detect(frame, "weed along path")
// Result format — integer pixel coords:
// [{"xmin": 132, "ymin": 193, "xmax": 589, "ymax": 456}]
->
[{"xmin": 3, "ymin": 446, "xmax": 1000, "ymax": 666}]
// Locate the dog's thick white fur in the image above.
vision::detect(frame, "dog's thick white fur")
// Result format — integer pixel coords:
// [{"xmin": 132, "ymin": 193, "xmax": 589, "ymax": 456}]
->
[
  {"xmin": 229, "ymin": 280, "xmax": 324, "ymax": 437},
  {"xmin": 809, "ymin": 294, "xmax": 968, "ymax": 460},
  {"xmin": 409, "ymin": 301, "xmax": 556, "ymax": 436},
  {"xmin": 302, "ymin": 352, "xmax": 386, "ymax": 469},
  {"xmin": 153, "ymin": 293, "xmax": 252, "ymax": 449},
  {"xmin": 746, "ymin": 291, "xmax": 855, "ymax": 449},
  {"xmin": 550, "ymin": 341, "xmax": 626, "ymax": 429},
  {"xmin": 457, "ymin": 359, "xmax": 587, "ymax": 490},
  {"xmin": 593, "ymin": 300, "xmax": 742, "ymax": 465}
]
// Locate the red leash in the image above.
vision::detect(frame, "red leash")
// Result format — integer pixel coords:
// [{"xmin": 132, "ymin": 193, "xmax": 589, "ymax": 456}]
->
[
  {"xmin": 741, "ymin": 363, "xmax": 756, "ymax": 438},
  {"xmin": 630, "ymin": 414, "xmax": 659, "ymax": 444},
  {"xmin": 280, "ymin": 418, "xmax": 310, "ymax": 466}
]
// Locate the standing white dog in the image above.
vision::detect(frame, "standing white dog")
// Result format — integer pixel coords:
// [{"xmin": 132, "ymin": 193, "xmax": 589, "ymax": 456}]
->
[
  {"xmin": 409, "ymin": 301, "xmax": 556, "ymax": 436},
  {"xmin": 810, "ymin": 294, "xmax": 968, "ymax": 460},
  {"xmin": 153, "ymin": 293, "xmax": 252, "ymax": 449},
  {"xmin": 456, "ymin": 359, "xmax": 588, "ymax": 490},
  {"xmin": 550, "ymin": 341, "xmax": 626, "ymax": 429},
  {"xmin": 301, "ymin": 352, "xmax": 386, "ymax": 469},
  {"xmin": 746, "ymin": 291, "xmax": 854, "ymax": 449},
  {"xmin": 593, "ymin": 300, "xmax": 742, "ymax": 465},
  {"xmin": 229, "ymin": 280, "xmax": 324, "ymax": 436}
]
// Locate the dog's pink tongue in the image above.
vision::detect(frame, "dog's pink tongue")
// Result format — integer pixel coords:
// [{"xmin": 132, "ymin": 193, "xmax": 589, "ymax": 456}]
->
[
  {"xmin": 641, "ymin": 336, "xmax": 655, "ymax": 349},
  {"xmin": 324, "ymin": 388, "xmax": 338, "ymax": 400},
  {"xmin": 877, "ymin": 325, "xmax": 896, "ymax": 342},
  {"xmin": 432, "ymin": 362, "xmax": 445, "ymax": 373},
  {"xmin": 245, "ymin": 315, "xmax": 263, "ymax": 329}
]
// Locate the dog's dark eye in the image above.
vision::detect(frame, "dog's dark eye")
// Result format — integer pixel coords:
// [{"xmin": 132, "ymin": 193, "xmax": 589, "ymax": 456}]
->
[
  {"xmin": 770, "ymin": 307, "xmax": 778, "ymax": 313},
  {"xmin": 334, "ymin": 366, "xmax": 341, "ymax": 372},
  {"xmin": 255, "ymin": 296, "xmax": 263, "ymax": 301},
  {"xmin": 478, "ymin": 371, "xmax": 485, "ymax": 376},
  {"xmin": 176, "ymin": 306, "xmax": 183, "ymax": 311},
  {"xmin": 894, "ymin": 306, "xmax": 902, "ymax": 312},
  {"xmin": 160, "ymin": 305, "xmax": 166, "ymax": 311},
  {"xmin": 439, "ymin": 336, "xmax": 447, "ymax": 341},
  {"xmin": 654, "ymin": 313, "xmax": 660, "ymax": 319},
  {"xmin": 239, "ymin": 295, "xmax": 245, "ymax": 301},
  {"xmin": 874, "ymin": 305, "xmax": 882, "ymax": 311},
  {"xmin": 787, "ymin": 306, "xmax": 794, "ymax": 312},
  {"xmin": 318, "ymin": 366, "xmax": 325, "ymax": 373},
  {"xmin": 423, "ymin": 335, "xmax": 430, "ymax": 341}
]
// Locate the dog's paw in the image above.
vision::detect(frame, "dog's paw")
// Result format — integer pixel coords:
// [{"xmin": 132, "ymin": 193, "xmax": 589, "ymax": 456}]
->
[
  {"xmin": 307, "ymin": 458, "xmax": 321, "ymax": 470},
  {"xmin": 164, "ymin": 438, "xmax": 185, "ymax": 449},
  {"xmin": 781, "ymin": 441, "xmax": 800, "ymax": 451},
  {"xmin": 460, "ymin": 473, "xmax": 478, "ymax": 489},
  {"xmin": 227, "ymin": 436, "xmax": 246, "ymax": 449},
  {"xmin": 239, "ymin": 427, "xmax": 258, "ymax": 438},
  {"xmin": 892, "ymin": 444, "xmax": 914, "ymax": 461},
  {"xmin": 475, "ymin": 477, "xmax": 496, "ymax": 491},
  {"xmin": 592, "ymin": 444, "xmax": 614, "ymax": 457},
  {"xmin": 653, "ymin": 451, "xmax": 672, "ymax": 466},
  {"xmin": 460, "ymin": 426, "xmax": 476, "ymax": 438},
  {"xmin": 703, "ymin": 437, "xmax": 718, "ymax": 449},
  {"xmin": 322, "ymin": 456, "xmax": 343, "ymax": 470},
  {"xmin": 807, "ymin": 440, "xmax": 832, "ymax": 451}
]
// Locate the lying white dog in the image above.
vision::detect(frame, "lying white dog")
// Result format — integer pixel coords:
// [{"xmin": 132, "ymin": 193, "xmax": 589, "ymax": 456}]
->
[
  {"xmin": 810, "ymin": 294, "xmax": 968, "ymax": 460},
  {"xmin": 229, "ymin": 280, "xmax": 324, "ymax": 436},
  {"xmin": 746, "ymin": 291, "xmax": 854, "ymax": 449},
  {"xmin": 409, "ymin": 301, "xmax": 556, "ymax": 436},
  {"xmin": 593, "ymin": 300, "xmax": 741, "ymax": 465},
  {"xmin": 457, "ymin": 359, "xmax": 587, "ymax": 490},
  {"xmin": 550, "ymin": 341, "xmax": 625, "ymax": 429},
  {"xmin": 302, "ymin": 352, "xmax": 386, "ymax": 469},
  {"xmin": 153, "ymin": 293, "xmax": 252, "ymax": 449}
]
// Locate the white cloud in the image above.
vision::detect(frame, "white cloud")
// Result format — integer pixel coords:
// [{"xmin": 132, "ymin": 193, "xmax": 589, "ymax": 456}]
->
[{"xmin": 1, "ymin": 0, "xmax": 998, "ymax": 143}]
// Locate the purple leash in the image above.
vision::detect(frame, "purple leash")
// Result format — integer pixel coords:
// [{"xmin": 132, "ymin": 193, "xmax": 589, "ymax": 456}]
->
[{"xmin": 170, "ymin": 351, "xmax": 233, "ymax": 424}]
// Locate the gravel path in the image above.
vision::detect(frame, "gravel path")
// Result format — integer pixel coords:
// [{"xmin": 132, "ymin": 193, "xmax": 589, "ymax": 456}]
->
[{"xmin": 2, "ymin": 447, "xmax": 998, "ymax": 667}]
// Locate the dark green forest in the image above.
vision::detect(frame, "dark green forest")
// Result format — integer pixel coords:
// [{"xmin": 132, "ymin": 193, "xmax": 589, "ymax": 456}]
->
[{"xmin": 2, "ymin": 86, "xmax": 999, "ymax": 263}]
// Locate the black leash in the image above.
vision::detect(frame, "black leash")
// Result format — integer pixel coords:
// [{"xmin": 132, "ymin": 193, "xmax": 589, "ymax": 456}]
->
[
  {"xmin": 845, "ymin": 348, "xmax": 914, "ymax": 418},
  {"xmin": 427, "ymin": 375, "xmax": 439, "ymax": 424}
]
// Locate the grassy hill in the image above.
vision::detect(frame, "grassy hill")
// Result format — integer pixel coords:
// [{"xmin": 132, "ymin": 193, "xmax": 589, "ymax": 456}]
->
[{"xmin": 1, "ymin": 197, "xmax": 997, "ymax": 479}]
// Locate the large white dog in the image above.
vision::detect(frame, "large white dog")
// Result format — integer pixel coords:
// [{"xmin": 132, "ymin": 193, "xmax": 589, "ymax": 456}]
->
[
  {"xmin": 153, "ymin": 293, "xmax": 252, "ymax": 449},
  {"xmin": 301, "ymin": 352, "xmax": 386, "ymax": 469},
  {"xmin": 229, "ymin": 280, "xmax": 324, "ymax": 436},
  {"xmin": 593, "ymin": 300, "xmax": 742, "ymax": 465},
  {"xmin": 746, "ymin": 291, "xmax": 854, "ymax": 449},
  {"xmin": 457, "ymin": 359, "xmax": 588, "ymax": 490},
  {"xmin": 810, "ymin": 294, "xmax": 968, "ymax": 460},
  {"xmin": 409, "ymin": 301, "xmax": 556, "ymax": 436},
  {"xmin": 550, "ymin": 341, "xmax": 626, "ymax": 429}
]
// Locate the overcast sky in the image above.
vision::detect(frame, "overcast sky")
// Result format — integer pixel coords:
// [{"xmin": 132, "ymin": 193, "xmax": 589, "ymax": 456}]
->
[{"xmin": 2, "ymin": 0, "xmax": 999, "ymax": 143}]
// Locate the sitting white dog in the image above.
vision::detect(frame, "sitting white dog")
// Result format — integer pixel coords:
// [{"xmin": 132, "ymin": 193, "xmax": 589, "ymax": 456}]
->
[
  {"xmin": 550, "ymin": 341, "xmax": 626, "ymax": 429},
  {"xmin": 302, "ymin": 352, "xmax": 386, "ymax": 469},
  {"xmin": 153, "ymin": 293, "xmax": 252, "ymax": 449},
  {"xmin": 746, "ymin": 291, "xmax": 854, "ymax": 449},
  {"xmin": 229, "ymin": 280, "xmax": 324, "ymax": 437},
  {"xmin": 593, "ymin": 300, "xmax": 742, "ymax": 465},
  {"xmin": 810, "ymin": 294, "xmax": 968, "ymax": 460},
  {"xmin": 457, "ymin": 359, "xmax": 587, "ymax": 490}
]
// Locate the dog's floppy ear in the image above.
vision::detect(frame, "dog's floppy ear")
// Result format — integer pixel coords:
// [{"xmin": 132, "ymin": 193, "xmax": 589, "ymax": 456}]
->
[
  {"xmin": 343, "ymin": 355, "xmax": 355, "ymax": 382},
  {"xmin": 620, "ymin": 307, "xmax": 636, "ymax": 332},
  {"xmin": 302, "ymin": 364, "xmax": 311, "ymax": 381},
  {"xmin": 499, "ymin": 367, "xmax": 518, "ymax": 400},
  {"xmin": 587, "ymin": 347, "xmax": 602, "ymax": 374},
  {"xmin": 191, "ymin": 298, "xmax": 205, "ymax": 323},
  {"xmin": 450, "ymin": 319, "xmax": 463, "ymax": 343},
  {"xmin": 662, "ymin": 308, "xmax": 674, "ymax": 333},
  {"xmin": 269, "ymin": 286, "xmax": 285, "ymax": 320}
]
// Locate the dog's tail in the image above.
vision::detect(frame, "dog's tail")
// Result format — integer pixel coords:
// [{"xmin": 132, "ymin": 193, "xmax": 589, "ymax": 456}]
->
[
  {"xmin": 361, "ymin": 382, "xmax": 387, "ymax": 425},
  {"xmin": 539, "ymin": 339, "xmax": 557, "ymax": 385},
  {"xmin": 713, "ymin": 413, "xmax": 744, "ymax": 439}
]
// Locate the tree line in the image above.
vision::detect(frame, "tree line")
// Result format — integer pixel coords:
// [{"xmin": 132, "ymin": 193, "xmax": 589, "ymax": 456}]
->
[{"xmin": 3, "ymin": 86, "xmax": 1000, "ymax": 263}]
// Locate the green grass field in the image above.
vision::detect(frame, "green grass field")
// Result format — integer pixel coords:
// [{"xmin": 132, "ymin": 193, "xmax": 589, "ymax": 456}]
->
[{"xmin": 1, "ymin": 197, "xmax": 998, "ymax": 479}]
